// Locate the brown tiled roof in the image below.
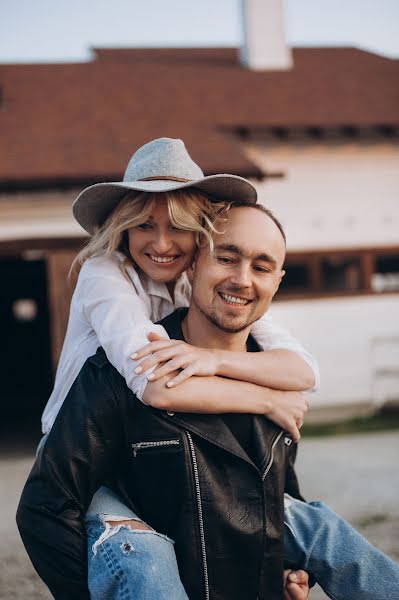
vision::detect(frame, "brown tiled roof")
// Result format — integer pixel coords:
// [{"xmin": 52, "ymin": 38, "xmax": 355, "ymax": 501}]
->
[{"xmin": 0, "ymin": 47, "xmax": 398, "ymax": 186}]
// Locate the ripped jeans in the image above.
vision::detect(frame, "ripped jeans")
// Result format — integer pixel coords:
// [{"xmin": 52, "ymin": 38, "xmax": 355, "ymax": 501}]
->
[
  {"xmin": 85, "ymin": 487, "xmax": 189, "ymax": 600},
  {"xmin": 85, "ymin": 487, "xmax": 399, "ymax": 600}
]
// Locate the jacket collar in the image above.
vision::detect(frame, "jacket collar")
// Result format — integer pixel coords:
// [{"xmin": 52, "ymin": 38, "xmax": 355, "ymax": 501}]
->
[{"xmin": 158, "ymin": 310, "xmax": 281, "ymax": 471}]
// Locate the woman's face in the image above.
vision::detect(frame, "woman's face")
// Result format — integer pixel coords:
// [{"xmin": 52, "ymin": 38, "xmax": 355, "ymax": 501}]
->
[{"xmin": 128, "ymin": 197, "xmax": 196, "ymax": 283}]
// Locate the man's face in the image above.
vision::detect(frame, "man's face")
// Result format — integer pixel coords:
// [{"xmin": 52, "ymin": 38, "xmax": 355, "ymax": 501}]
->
[{"xmin": 188, "ymin": 207, "xmax": 286, "ymax": 334}]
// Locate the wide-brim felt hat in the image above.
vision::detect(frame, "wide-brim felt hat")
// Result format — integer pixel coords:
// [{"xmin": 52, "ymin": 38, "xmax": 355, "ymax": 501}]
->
[{"xmin": 73, "ymin": 137, "xmax": 258, "ymax": 234}]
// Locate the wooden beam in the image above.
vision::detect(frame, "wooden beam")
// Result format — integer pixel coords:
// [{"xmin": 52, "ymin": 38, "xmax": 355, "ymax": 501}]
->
[{"xmin": 46, "ymin": 250, "xmax": 79, "ymax": 371}]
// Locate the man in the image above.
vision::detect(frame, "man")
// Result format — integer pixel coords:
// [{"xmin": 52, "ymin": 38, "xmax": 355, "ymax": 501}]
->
[
  {"xmin": 17, "ymin": 202, "xmax": 309, "ymax": 600},
  {"xmin": 18, "ymin": 203, "xmax": 399, "ymax": 600}
]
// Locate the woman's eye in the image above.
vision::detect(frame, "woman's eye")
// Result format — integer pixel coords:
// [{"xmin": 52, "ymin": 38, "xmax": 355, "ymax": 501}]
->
[{"xmin": 137, "ymin": 223, "xmax": 153, "ymax": 230}]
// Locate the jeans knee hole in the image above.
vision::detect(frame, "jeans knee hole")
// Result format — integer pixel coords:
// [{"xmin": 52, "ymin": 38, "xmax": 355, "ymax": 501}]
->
[{"xmin": 121, "ymin": 541, "xmax": 134, "ymax": 555}]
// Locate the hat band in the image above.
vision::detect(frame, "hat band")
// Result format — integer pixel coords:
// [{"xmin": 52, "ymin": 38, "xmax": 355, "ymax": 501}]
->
[{"xmin": 138, "ymin": 176, "xmax": 192, "ymax": 183}]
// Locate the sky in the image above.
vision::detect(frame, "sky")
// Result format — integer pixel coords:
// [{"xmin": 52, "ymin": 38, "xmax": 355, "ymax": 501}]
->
[{"xmin": 1, "ymin": 0, "xmax": 399, "ymax": 63}]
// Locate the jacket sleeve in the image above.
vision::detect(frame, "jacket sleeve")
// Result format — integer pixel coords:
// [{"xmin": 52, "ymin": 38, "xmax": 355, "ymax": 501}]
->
[{"xmin": 16, "ymin": 355, "xmax": 126, "ymax": 600}]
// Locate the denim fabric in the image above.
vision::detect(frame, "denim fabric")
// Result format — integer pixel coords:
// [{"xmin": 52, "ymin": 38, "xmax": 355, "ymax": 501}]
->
[
  {"xmin": 283, "ymin": 494, "xmax": 399, "ymax": 600},
  {"xmin": 85, "ymin": 487, "xmax": 189, "ymax": 600},
  {"xmin": 85, "ymin": 487, "xmax": 399, "ymax": 600}
]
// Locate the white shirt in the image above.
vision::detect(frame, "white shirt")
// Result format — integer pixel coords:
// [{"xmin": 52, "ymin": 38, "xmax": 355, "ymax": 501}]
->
[{"xmin": 41, "ymin": 251, "xmax": 319, "ymax": 434}]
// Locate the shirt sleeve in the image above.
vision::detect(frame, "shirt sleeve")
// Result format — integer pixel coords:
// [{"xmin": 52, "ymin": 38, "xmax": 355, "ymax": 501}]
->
[
  {"xmin": 77, "ymin": 260, "xmax": 168, "ymax": 402},
  {"xmin": 249, "ymin": 311, "xmax": 320, "ymax": 391}
]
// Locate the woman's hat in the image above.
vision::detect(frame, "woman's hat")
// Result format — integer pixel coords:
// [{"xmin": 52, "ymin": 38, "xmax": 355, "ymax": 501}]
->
[{"xmin": 73, "ymin": 137, "xmax": 258, "ymax": 234}]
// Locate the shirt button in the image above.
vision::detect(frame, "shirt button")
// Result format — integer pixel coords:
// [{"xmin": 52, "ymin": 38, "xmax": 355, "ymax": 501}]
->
[{"xmin": 166, "ymin": 411, "xmax": 175, "ymax": 417}]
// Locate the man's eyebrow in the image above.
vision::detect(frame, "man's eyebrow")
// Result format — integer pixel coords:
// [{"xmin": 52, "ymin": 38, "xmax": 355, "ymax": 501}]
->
[
  {"xmin": 215, "ymin": 243, "xmax": 244, "ymax": 256},
  {"xmin": 215, "ymin": 244, "xmax": 278, "ymax": 266}
]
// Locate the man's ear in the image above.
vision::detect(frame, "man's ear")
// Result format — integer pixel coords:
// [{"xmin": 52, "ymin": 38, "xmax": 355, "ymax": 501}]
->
[
  {"xmin": 187, "ymin": 259, "xmax": 196, "ymax": 284},
  {"xmin": 272, "ymin": 269, "xmax": 285, "ymax": 296}
]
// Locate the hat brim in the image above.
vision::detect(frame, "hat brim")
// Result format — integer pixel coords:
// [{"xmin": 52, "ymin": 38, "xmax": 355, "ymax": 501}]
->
[{"xmin": 72, "ymin": 174, "xmax": 258, "ymax": 234}]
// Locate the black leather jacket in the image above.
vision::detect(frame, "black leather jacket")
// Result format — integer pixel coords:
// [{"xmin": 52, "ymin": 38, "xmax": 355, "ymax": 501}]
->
[{"xmin": 17, "ymin": 309, "xmax": 302, "ymax": 600}]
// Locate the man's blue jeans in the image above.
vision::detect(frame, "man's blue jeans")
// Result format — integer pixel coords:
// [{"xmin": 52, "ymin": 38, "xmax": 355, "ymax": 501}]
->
[{"xmin": 85, "ymin": 487, "xmax": 399, "ymax": 600}]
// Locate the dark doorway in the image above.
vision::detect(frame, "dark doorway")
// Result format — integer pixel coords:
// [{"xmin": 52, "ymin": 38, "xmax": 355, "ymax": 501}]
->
[{"xmin": 1, "ymin": 256, "xmax": 52, "ymax": 428}]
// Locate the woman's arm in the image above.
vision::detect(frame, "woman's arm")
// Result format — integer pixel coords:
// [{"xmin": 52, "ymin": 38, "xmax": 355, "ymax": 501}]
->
[
  {"xmin": 209, "ymin": 347, "xmax": 315, "ymax": 391},
  {"xmin": 78, "ymin": 256, "xmax": 170, "ymax": 402},
  {"xmin": 143, "ymin": 369, "xmax": 308, "ymax": 442},
  {"xmin": 134, "ymin": 311, "xmax": 318, "ymax": 392},
  {"xmin": 249, "ymin": 311, "xmax": 319, "ymax": 390}
]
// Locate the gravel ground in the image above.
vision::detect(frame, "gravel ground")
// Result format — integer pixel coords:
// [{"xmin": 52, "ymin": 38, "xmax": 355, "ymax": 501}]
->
[{"xmin": 1, "ymin": 430, "xmax": 398, "ymax": 599}]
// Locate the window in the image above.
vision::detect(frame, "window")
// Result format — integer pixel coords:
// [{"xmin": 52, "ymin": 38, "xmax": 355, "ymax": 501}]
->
[
  {"xmin": 276, "ymin": 248, "xmax": 399, "ymax": 300},
  {"xmin": 279, "ymin": 262, "xmax": 312, "ymax": 296},
  {"xmin": 321, "ymin": 256, "xmax": 362, "ymax": 292},
  {"xmin": 372, "ymin": 252, "xmax": 399, "ymax": 293}
]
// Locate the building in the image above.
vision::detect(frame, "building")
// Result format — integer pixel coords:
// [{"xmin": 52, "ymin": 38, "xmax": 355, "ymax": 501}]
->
[{"xmin": 1, "ymin": 39, "xmax": 398, "ymax": 420}]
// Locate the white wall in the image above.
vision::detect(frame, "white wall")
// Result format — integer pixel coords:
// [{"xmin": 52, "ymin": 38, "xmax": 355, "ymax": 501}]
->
[
  {"xmin": 0, "ymin": 189, "xmax": 83, "ymax": 241},
  {"xmin": 244, "ymin": 137, "xmax": 399, "ymax": 251},
  {"xmin": 269, "ymin": 288, "xmax": 399, "ymax": 409}
]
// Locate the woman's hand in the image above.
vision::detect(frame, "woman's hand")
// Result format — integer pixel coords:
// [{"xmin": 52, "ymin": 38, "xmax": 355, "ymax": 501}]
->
[
  {"xmin": 132, "ymin": 332, "xmax": 220, "ymax": 387},
  {"xmin": 265, "ymin": 389, "xmax": 309, "ymax": 442},
  {"xmin": 283, "ymin": 570, "xmax": 309, "ymax": 600},
  {"xmin": 133, "ymin": 333, "xmax": 309, "ymax": 440}
]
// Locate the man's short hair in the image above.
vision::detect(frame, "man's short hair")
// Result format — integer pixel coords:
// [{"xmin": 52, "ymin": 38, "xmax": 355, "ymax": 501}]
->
[{"xmin": 221, "ymin": 200, "xmax": 286, "ymax": 245}]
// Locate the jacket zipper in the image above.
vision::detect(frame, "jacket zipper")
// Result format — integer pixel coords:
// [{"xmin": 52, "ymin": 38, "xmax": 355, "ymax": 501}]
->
[
  {"xmin": 186, "ymin": 431, "xmax": 210, "ymax": 600},
  {"xmin": 131, "ymin": 439, "xmax": 180, "ymax": 458},
  {"xmin": 183, "ymin": 428, "xmax": 283, "ymax": 599},
  {"xmin": 261, "ymin": 430, "xmax": 284, "ymax": 481}
]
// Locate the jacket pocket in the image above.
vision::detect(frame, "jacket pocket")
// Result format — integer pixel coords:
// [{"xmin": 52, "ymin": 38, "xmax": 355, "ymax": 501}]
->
[{"xmin": 131, "ymin": 438, "xmax": 180, "ymax": 457}]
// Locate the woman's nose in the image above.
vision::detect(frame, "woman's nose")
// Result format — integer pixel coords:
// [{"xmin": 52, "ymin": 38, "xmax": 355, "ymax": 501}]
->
[{"xmin": 152, "ymin": 232, "xmax": 173, "ymax": 254}]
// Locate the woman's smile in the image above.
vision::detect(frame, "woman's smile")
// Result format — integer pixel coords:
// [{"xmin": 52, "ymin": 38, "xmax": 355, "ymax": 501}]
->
[{"xmin": 147, "ymin": 254, "xmax": 181, "ymax": 264}]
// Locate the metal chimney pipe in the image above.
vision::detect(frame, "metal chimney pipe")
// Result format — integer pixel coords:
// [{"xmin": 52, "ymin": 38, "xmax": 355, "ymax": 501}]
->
[{"xmin": 240, "ymin": 0, "xmax": 293, "ymax": 71}]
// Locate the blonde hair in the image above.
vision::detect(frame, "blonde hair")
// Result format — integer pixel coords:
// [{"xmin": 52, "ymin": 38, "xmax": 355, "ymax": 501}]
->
[{"xmin": 72, "ymin": 189, "xmax": 226, "ymax": 275}]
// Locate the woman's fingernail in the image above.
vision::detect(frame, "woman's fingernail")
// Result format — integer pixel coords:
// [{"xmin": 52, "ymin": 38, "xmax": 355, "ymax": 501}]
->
[
  {"xmin": 134, "ymin": 366, "xmax": 142, "ymax": 374},
  {"xmin": 131, "ymin": 353, "xmax": 137, "ymax": 359},
  {"xmin": 147, "ymin": 373, "xmax": 155, "ymax": 380},
  {"xmin": 166, "ymin": 381, "xmax": 174, "ymax": 388},
  {"xmin": 289, "ymin": 572, "xmax": 298, "ymax": 581}
]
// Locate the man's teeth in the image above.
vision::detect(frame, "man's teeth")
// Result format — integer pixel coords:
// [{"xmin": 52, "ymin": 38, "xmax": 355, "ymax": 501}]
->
[
  {"xmin": 150, "ymin": 255, "xmax": 176, "ymax": 263},
  {"xmin": 220, "ymin": 293, "xmax": 249, "ymax": 306}
]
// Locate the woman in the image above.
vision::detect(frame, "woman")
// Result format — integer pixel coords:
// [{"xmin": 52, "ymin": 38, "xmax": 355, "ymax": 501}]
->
[{"xmin": 40, "ymin": 137, "xmax": 315, "ymax": 599}]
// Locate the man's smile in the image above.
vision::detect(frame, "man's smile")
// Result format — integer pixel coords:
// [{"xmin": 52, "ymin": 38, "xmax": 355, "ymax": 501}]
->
[{"xmin": 218, "ymin": 291, "xmax": 252, "ymax": 307}]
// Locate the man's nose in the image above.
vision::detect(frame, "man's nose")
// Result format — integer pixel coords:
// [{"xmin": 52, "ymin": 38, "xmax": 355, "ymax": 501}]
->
[{"xmin": 230, "ymin": 264, "xmax": 252, "ymax": 288}]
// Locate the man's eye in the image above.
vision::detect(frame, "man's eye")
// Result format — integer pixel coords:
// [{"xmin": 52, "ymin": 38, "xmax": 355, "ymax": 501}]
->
[
  {"xmin": 217, "ymin": 256, "xmax": 234, "ymax": 264},
  {"xmin": 254, "ymin": 266, "xmax": 271, "ymax": 274}
]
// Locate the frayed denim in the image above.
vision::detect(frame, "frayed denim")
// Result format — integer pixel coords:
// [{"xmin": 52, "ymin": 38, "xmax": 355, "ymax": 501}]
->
[
  {"xmin": 85, "ymin": 487, "xmax": 188, "ymax": 600},
  {"xmin": 85, "ymin": 488, "xmax": 399, "ymax": 600}
]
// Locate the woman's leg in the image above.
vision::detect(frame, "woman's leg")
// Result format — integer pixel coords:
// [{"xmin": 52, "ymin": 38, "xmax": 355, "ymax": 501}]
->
[
  {"xmin": 283, "ymin": 494, "xmax": 399, "ymax": 600},
  {"xmin": 85, "ymin": 486, "xmax": 189, "ymax": 600}
]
